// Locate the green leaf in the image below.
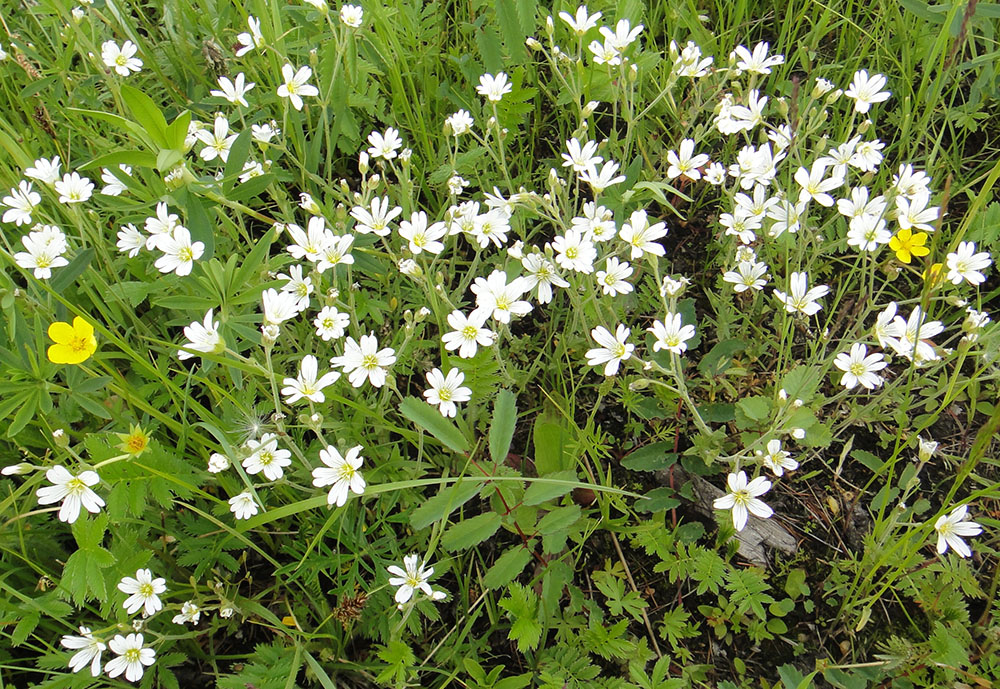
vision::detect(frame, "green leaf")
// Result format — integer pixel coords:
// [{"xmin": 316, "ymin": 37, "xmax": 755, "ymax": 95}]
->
[
  {"xmin": 223, "ymin": 130, "xmax": 253, "ymax": 192},
  {"xmin": 483, "ymin": 545, "xmax": 534, "ymax": 589},
  {"xmin": 697, "ymin": 339, "xmax": 745, "ymax": 377},
  {"xmin": 441, "ymin": 511, "xmax": 502, "ymax": 551},
  {"xmin": 476, "ymin": 24, "xmax": 504, "ymax": 73},
  {"xmin": 927, "ymin": 621, "xmax": 970, "ymax": 668},
  {"xmin": 522, "ymin": 469, "xmax": 576, "ymax": 506},
  {"xmin": 83, "ymin": 150, "xmax": 158, "ymax": 170},
  {"xmin": 781, "ymin": 366, "xmax": 822, "ymax": 403},
  {"xmin": 736, "ymin": 396, "xmax": 771, "ymax": 422},
  {"xmin": 399, "ymin": 396, "xmax": 470, "ymax": 454},
  {"xmin": 489, "ymin": 389, "xmax": 517, "ymax": 464},
  {"xmin": 120, "ymin": 85, "xmax": 169, "ymax": 148},
  {"xmin": 852, "ymin": 450, "xmax": 884, "ymax": 472},
  {"xmin": 532, "ymin": 407, "xmax": 573, "ymax": 474},
  {"xmin": 536, "ymin": 504, "xmax": 581, "ymax": 534},
  {"xmin": 622, "ymin": 442, "xmax": 677, "ymax": 471},
  {"xmin": 183, "ymin": 193, "xmax": 215, "ymax": 261},
  {"xmin": 49, "ymin": 248, "xmax": 94, "ymax": 292},
  {"xmin": 498, "ymin": 582, "xmax": 542, "ymax": 652},
  {"xmin": 232, "ymin": 227, "xmax": 276, "ymax": 290},
  {"xmin": 409, "ymin": 480, "xmax": 481, "ymax": 531},
  {"xmin": 165, "ymin": 110, "xmax": 192, "ymax": 151}
]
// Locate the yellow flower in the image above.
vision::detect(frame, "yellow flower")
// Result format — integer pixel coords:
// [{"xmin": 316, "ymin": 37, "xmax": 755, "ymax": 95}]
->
[
  {"xmin": 888, "ymin": 229, "xmax": 930, "ymax": 264},
  {"xmin": 116, "ymin": 424, "xmax": 151, "ymax": 457},
  {"xmin": 47, "ymin": 316, "xmax": 97, "ymax": 365},
  {"xmin": 922, "ymin": 262, "xmax": 945, "ymax": 288}
]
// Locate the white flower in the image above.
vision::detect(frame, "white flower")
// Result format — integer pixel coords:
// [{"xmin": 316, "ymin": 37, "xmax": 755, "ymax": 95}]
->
[
  {"xmin": 756, "ymin": 439, "xmax": 798, "ymax": 477},
  {"xmin": 889, "ymin": 306, "xmax": 944, "ymax": 364},
  {"xmin": 366, "ymin": 127, "xmax": 403, "ymax": 160},
  {"xmin": 281, "ymin": 355, "xmax": 341, "ymax": 403},
  {"xmin": 423, "ymin": 368, "xmax": 472, "ymax": 417},
  {"xmin": 104, "ymin": 633, "xmax": 155, "ymax": 683},
  {"xmin": 312, "ymin": 445, "xmax": 366, "ymax": 507},
  {"xmin": 934, "ymin": 505, "xmax": 983, "ymax": 558},
  {"xmin": 2, "ymin": 180, "xmax": 41, "ymax": 225},
  {"xmin": 872, "ymin": 301, "xmax": 900, "ymax": 348},
  {"xmin": 945, "ymin": 241, "xmax": 991, "ymax": 286},
  {"xmin": 561, "ymin": 138, "xmax": 603, "ymax": 173},
  {"xmin": 178, "ymin": 309, "xmax": 225, "ymax": 360},
  {"xmin": 118, "ymin": 568, "xmax": 167, "ymax": 617},
  {"xmin": 660, "ymin": 275, "xmax": 690, "ymax": 298},
  {"xmin": 896, "ymin": 192, "xmax": 939, "ymax": 232},
  {"xmin": 732, "ymin": 42, "xmax": 784, "ymax": 75},
  {"xmin": 589, "ymin": 39, "xmax": 621, "ymax": 66},
  {"xmin": 144, "ymin": 202, "xmax": 181, "ymax": 250},
  {"xmin": 833, "ymin": 343, "xmax": 887, "ymax": 390},
  {"xmin": 287, "ymin": 217, "xmax": 333, "ymax": 262},
  {"xmin": 100, "ymin": 164, "xmax": 132, "ymax": 195},
  {"xmin": 596, "ymin": 257, "xmax": 633, "ymax": 296},
  {"xmin": 572, "ymin": 201, "xmax": 616, "ymax": 241},
  {"xmin": 470, "ymin": 269, "xmax": 532, "ymax": 324},
  {"xmin": 243, "ymin": 432, "xmax": 292, "ymax": 481},
  {"xmin": 399, "ymin": 211, "xmax": 447, "ymax": 254},
  {"xmin": 239, "ymin": 160, "xmax": 265, "ymax": 183},
  {"xmin": 579, "ymin": 160, "xmax": 625, "ymax": 193},
  {"xmin": 236, "ymin": 16, "xmax": 264, "ymax": 56},
  {"xmin": 54, "ymin": 172, "xmax": 94, "ymax": 204},
  {"xmin": 351, "ymin": 196, "xmax": 402, "ymax": 236},
  {"xmin": 586, "ymin": 324, "xmax": 633, "ymax": 376},
  {"xmin": 172, "ymin": 601, "xmax": 202, "ymax": 625},
  {"xmin": 314, "ymin": 305, "xmax": 350, "ymax": 341},
  {"xmin": 278, "ymin": 264, "xmax": 314, "ymax": 310},
  {"xmin": 851, "ymin": 139, "xmax": 885, "ymax": 172},
  {"xmin": 559, "ymin": 5, "xmax": 601, "ymax": 34},
  {"xmin": 331, "ymin": 332, "xmax": 396, "ymax": 388},
  {"xmin": 844, "ymin": 70, "xmax": 890, "ymax": 113},
  {"xmin": 25, "ymin": 156, "xmax": 61, "ymax": 184},
  {"xmin": 277, "ymin": 64, "xmax": 319, "ymax": 111},
  {"xmin": 599, "ymin": 19, "xmax": 643, "ymax": 52},
  {"xmin": 723, "ymin": 261, "xmax": 768, "ymax": 293},
  {"xmin": 648, "ymin": 313, "xmax": 695, "ymax": 354},
  {"xmin": 340, "ymin": 4, "xmax": 364, "ymax": 27},
  {"xmin": 520, "ymin": 252, "xmax": 568, "ymax": 304},
  {"xmin": 917, "ymin": 436, "xmax": 939, "ymax": 463},
  {"xmin": 228, "ymin": 492, "xmax": 259, "ymax": 520},
  {"xmin": 387, "ymin": 554, "xmax": 437, "ymax": 605},
  {"xmin": 447, "ymin": 174, "xmax": 469, "ymax": 195},
  {"xmin": 470, "ymin": 209, "xmax": 510, "ymax": 249},
  {"xmin": 846, "ymin": 214, "xmax": 891, "ymax": 252},
  {"xmin": 671, "ymin": 39, "xmax": 713, "ymax": 77},
  {"xmin": 101, "ymin": 40, "xmax": 143, "ymax": 76},
  {"xmin": 552, "ymin": 229, "xmax": 596, "ymax": 273},
  {"xmin": 36, "ymin": 465, "xmax": 104, "ymax": 523},
  {"xmin": 766, "ymin": 197, "xmax": 806, "ymax": 237},
  {"xmin": 712, "ymin": 471, "xmax": 773, "ymax": 532},
  {"xmin": 794, "ymin": 161, "xmax": 842, "ymax": 207},
  {"xmin": 774, "ymin": 271, "xmax": 830, "ymax": 316},
  {"xmin": 476, "ymin": 72, "xmax": 513, "ymax": 102},
  {"xmin": 444, "ymin": 109, "xmax": 474, "ymax": 136},
  {"xmin": 442, "ymin": 309, "xmax": 496, "ymax": 358},
  {"xmin": 61, "ymin": 627, "xmax": 106, "ymax": 677},
  {"xmin": 210, "ymin": 73, "xmax": 256, "ymax": 107},
  {"xmin": 196, "ymin": 114, "xmax": 238, "ymax": 162},
  {"xmin": 155, "ymin": 227, "xmax": 204, "ymax": 276},
  {"xmin": 619, "ymin": 209, "xmax": 667, "ymax": 259},
  {"xmin": 892, "ymin": 164, "xmax": 932, "ymax": 200},
  {"xmin": 207, "ymin": 453, "xmax": 230, "ymax": 473},
  {"xmin": 251, "ymin": 120, "xmax": 280, "ymax": 143},
  {"xmin": 261, "ymin": 288, "xmax": 304, "ymax": 325},
  {"xmin": 14, "ymin": 226, "xmax": 69, "ymax": 279},
  {"xmin": 666, "ymin": 138, "xmax": 710, "ymax": 180}
]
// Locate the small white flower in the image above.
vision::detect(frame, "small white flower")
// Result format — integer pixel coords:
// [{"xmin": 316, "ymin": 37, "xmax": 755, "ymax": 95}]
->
[
  {"xmin": 917, "ymin": 436, "xmax": 939, "ymax": 463},
  {"xmin": 619, "ymin": 209, "xmax": 667, "ymax": 259},
  {"xmin": 666, "ymin": 138, "xmax": 710, "ymax": 180},
  {"xmin": 25, "ymin": 156, "xmax": 61, "ymax": 184},
  {"xmin": 561, "ymin": 138, "xmax": 603, "ymax": 173},
  {"xmin": 366, "ymin": 127, "xmax": 403, "ymax": 160},
  {"xmin": 36, "ymin": 465, "xmax": 104, "ymax": 523},
  {"xmin": 331, "ymin": 332, "xmax": 396, "ymax": 388},
  {"xmin": 351, "ymin": 196, "xmax": 402, "ymax": 236},
  {"xmin": 552, "ymin": 229, "xmax": 596, "ymax": 274},
  {"xmin": 312, "ymin": 445, "xmax": 366, "ymax": 507},
  {"xmin": 648, "ymin": 313, "xmax": 695, "ymax": 354},
  {"xmin": 236, "ymin": 16, "xmax": 264, "ymax": 56},
  {"xmin": 277, "ymin": 264, "xmax": 314, "ymax": 310},
  {"xmin": 732, "ymin": 41, "xmax": 784, "ymax": 75},
  {"xmin": 844, "ymin": 70, "xmax": 890, "ymax": 114},
  {"xmin": 596, "ymin": 257, "xmax": 633, "ymax": 296},
  {"xmin": 423, "ymin": 368, "xmax": 472, "ymax": 417},
  {"xmin": 442, "ymin": 309, "xmax": 496, "ymax": 358},
  {"xmin": 197, "ymin": 114, "xmax": 238, "ymax": 162},
  {"xmin": 101, "ymin": 40, "xmax": 143, "ymax": 76},
  {"xmin": 172, "ymin": 601, "xmax": 201, "ymax": 625},
  {"xmin": 178, "ymin": 309, "xmax": 225, "ymax": 360},
  {"xmin": 774, "ymin": 271, "xmax": 830, "ymax": 316},
  {"xmin": 476, "ymin": 72, "xmax": 513, "ymax": 102},
  {"xmin": 470, "ymin": 269, "xmax": 532, "ymax": 324},
  {"xmin": 599, "ymin": 19, "xmax": 643, "ymax": 52},
  {"xmin": 281, "ymin": 355, "xmax": 341, "ymax": 404},
  {"xmin": 2, "ymin": 181, "xmax": 42, "ymax": 225},
  {"xmin": 61, "ymin": 627, "xmax": 106, "ymax": 677},
  {"xmin": 314, "ymin": 305, "xmax": 350, "ymax": 341},
  {"xmin": 945, "ymin": 241, "xmax": 991, "ymax": 286},
  {"xmin": 833, "ymin": 343, "xmax": 887, "ymax": 390},
  {"xmin": 261, "ymin": 288, "xmax": 304, "ymax": 325},
  {"xmin": 54, "ymin": 172, "xmax": 94, "ymax": 204},
  {"xmin": 14, "ymin": 226, "xmax": 69, "ymax": 279},
  {"xmin": 144, "ymin": 202, "xmax": 182, "ymax": 250},
  {"xmin": 399, "ymin": 211, "xmax": 447, "ymax": 254},
  {"xmin": 934, "ymin": 505, "xmax": 983, "ymax": 558},
  {"xmin": 579, "ymin": 160, "xmax": 625, "ymax": 193},
  {"xmin": 118, "ymin": 568, "xmax": 167, "ymax": 617},
  {"xmin": 155, "ymin": 227, "xmax": 205, "ymax": 277},
  {"xmin": 340, "ymin": 4, "xmax": 364, "ymax": 27},
  {"xmin": 207, "ymin": 453, "xmax": 230, "ymax": 473},
  {"xmin": 100, "ymin": 164, "xmax": 132, "ymax": 195},
  {"xmin": 586, "ymin": 324, "xmax": 633, "ymax": 376},
  {"xmin": 723, "ymin": 261, "xmax": 768, "ymax": 293},
  {"xmin": 387, "ymin": 554, "xmax": 438, "ymax": 605},
  {"xmin": 243, "ymin": 432, "xmax": 292, "ymax": 481},
  {"xmin": 104, "ymin": 633, "xmax": 155, "ymax": 683},
  {"xmin": 211, "ymin": 72, "xmax": 256, "ymax": 107},
  {"xmin": 559, "ymin": 5, "xmax": 602, "ymax": 35},
  {"xmin": 713, "ymin": 471, "xmax": 773, "ymax": 532},
  {"xmin": 444, "ymin": 109, "xmax": 474, "ymax": 136},
  {"xmin": 228, "ymin": 492, "xmax": 259, "ymax": 520},
  {"xmin": 251, "ymin": 120, "xmax": 280, "ymax": 143},
  {"xmin": 277, "ymin": 64, "xmax": 319, "ymax": 111},
  {"xmin": 756, "ymin": 439, "xmax": 798, "ymax": 477}
]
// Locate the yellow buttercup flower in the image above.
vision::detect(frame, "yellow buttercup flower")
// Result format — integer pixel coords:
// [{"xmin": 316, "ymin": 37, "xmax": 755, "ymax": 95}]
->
[
  {"xmin": 888, "ymin": 228, "xmax": 930, "ymax": 264},
  {"xmin": 116, "ymin": 424, "xmax": 151, "ymax": 457},
  {"xmin": 47, "ymin": 316, "xmax": 97, "ymax": 365}
]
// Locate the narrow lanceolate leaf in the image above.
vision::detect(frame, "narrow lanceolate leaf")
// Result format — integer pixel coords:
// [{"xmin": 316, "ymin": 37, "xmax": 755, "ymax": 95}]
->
[
  {"xmin": 522, "ymin": 470, "xmax": 577, "ymax": 506},
  {"xmin": 409, "ymin": 481, "xmax": 482, "ymax": 531},
  {"xmin": 399, "ymin": 396, "xmax": 470, "ymax": 454},
  {"xmin": 489, "ymin": 389, "xmax": 517, "ymax": 464},
  {"xmin": 441, "ymin": 511, "xmax": 502, "ymax": 551},
  {"xmin": 120, "ymin": 85, "xmax": 169, "ymax": 148},
  {"xmin": 483, "ymin": 545, "xmax": 534, "ymax": 590}
]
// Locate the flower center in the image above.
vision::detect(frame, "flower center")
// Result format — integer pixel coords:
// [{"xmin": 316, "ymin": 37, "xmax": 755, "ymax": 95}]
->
[
  {"xmin": 437, "ymin": 387, "xmax": 452, "ymax": 402},
  {"xmin": 179, "ymin": 247, "xmax": 193, "ymax": 262},
  {"xmin": 139, "ymin": 582, "xmax": 155, "ymax": 597},
  {"xmin": 461, "ymin": 325, "xmax": 478, "ymax": 340},
  {"xmin": 124, "ymin": 647, "xmax": 141, "ymax": 662},
  {"xmin": 258, "ymin": 450, "xmax": 274, "ymax": 466},
  {"xmin": 66, "ymin": 477, "xmax": 87, "ymax": 495},
  {"xmin": 612, "ymin": 343, "xmax": 627, "ymax": 358},
  {"xmin": 69, "ymin": 336, "xmax": 90, "ymax": 354},
  {"xmin": 362, "ymin": 354, "xmax": 379, "ymax": 370},
  {"xmin": 849, "ymin": 362, "xmax": 867, "ymax": 376}
]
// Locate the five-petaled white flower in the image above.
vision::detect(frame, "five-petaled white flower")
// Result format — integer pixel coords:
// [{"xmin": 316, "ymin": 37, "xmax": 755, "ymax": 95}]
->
[
  {"xmin": 196, "ymin": 115, "xmax": 238, "ymax": 162},
  {"xmin": 178, "ymin": 309, "xmax": 225, "ymax": 360},
  {"xmin": 236, "ymin": 16, "xmax": 264, "ymax": 56},
  {"xmin": 619, "ymin": 209, "xmax": 667, "ymax": 259},
  {"xmin": 713, "ymin": 471, "xmax": 773, "ymax": 532},
  {"xmin": 55, "ymin": 172, "xmax": 94, "ymax": 204},
  {"xmin": 844, "ymin": 69, "xmax": 890, "ymax": 114},
  {"xmin": 399, "ymin": 211, "xmax": 447, "ymax": 254},
  {"xmin": 154, "ymin": 227, "xmax": 204, "ymax": 277},
  {"xmin": 648, "ymin": 313, "xmax": 696, "ymax": 354},
  {"xmin": 118, "ymin": 568, "xmax": 167, "ymax": 617},
  {"xmin": 314, "ymin": 305, "xmax": 350, "ymax": 341},
  {"xmin": 101, "ymin": 40, "xmax": 143, "ymax": 76},
  {"xmin": 387, "ymin": 554, "xmax": 445, "ymax": 605},
  {"xmin": 559, "ymin": 5, "xmax": 602, "ymax": 35},
  {"xmin": 104, "ymin": 633, "xmax": 155, "ymax": 683},
  {"xmin": 2, "ymin": 180, "xmax": 42, "ymax": 225},
  {"xmin": 756, "ymin": 439, "xmax": 798, "ymax": 477},
  {"xmin": 561, "ymin": 138, "xmax": 603, "ymax": 173},
  {"xmin": 172, "ymin": 600, "xmax": 202, "ymax": 625},
  {"xmin": 774, "ymin": 271, "xmax": 830, "ymax": 316},
  {"xmin": 441, "ymin": 309, "xmax": 496, "ymax": 358},
  {"xmin": 723, "ymin": 260, "xmax": 768, "ymax": 292},
  {"xmin": 281, "ymin": 354, "xmax": 341, "ymax": 403},
  {"xmin": 470, "ymin": 269, "xmax": 533, "ymax": 324},
  {"xmin": 666, "ymin": 138, "xmax": 710, "ymax": 180},
  {"xmin": 340, "ymin": 4, "xmax": 364, "ymax": 27},
  {"xmin": 243, "ymin": 432, "xmax": 292, "ymax": 481},
  {"xmin": 476, "ymin": 72, "xmax": 513, "ymax": 102},
  {"xmin": 945, "ymin": 241, "xmax": 991, "ymax": 286},
  {"xmin": 210, "ymin": 73, "xmax": 256, "ymax": 107},
  {"xmin": 351, "ymin": 196, "xmax": 402, "ymax": 236},
  {"xmin": 586, "ymin": 324, "xmax": 634, "ymax": 376},
  {"xmin": 277, "ymin": 64, "xmax": 319, "ymax": 110},
  {"xmin": 934, "ymin": 504, "xmax": 983, "ymax": 558},
  {"xmin": 833, "ymin": 343, "xmax": 887, "ymax": 390},
  {"xmin": 14, "ymin": 225, "xmax": 69, "ymax": 279},
  {"xmin": 366, "ymin": 127, "xmax": 403, "ymax": 160},
  {"xmin": 228, "ymin": 492, "xmax": 259, "ymax": 521},
  {"xmin": 423, "ymin": 368, "xmax": 472, "ymax": 418},
  {"xmin": 596, "ymin": 257, "xmax": 634, "ymax": 296},
  {"xmin": 579, "ymin": 160, "xmax": 626, "ymax": 193},
  {"xmin": 36, "ymin": 465, "xmax": 105, "ymax": 523},
  {"xmin": 312, "ymin": 445, "xmax": 366, "ymax": 507},
  {"xmin": 331, "ymin": 332, "xmax": 396, "ymax": 388},
  {"xmin": 61, "ymin": 627, "xmax": 106, "ymax": 677}
]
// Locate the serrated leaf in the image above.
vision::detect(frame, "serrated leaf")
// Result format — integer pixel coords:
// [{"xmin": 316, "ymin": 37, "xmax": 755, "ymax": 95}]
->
[
  {"xmin": 536, "ymin": 504, "xmax": 581, "ymax": 534},
  {"xmin": 399, "ymin": 396, "xmax": 470, "ymax": 454},
  {"xmin": 781, "ymin": 366, "xmax": 821, "ymax": 403},
  {"xmin": 441, "ymin": 511, "xmax": 502, "ymax": 550},
  {"xmin": 476, "ymin": 24, "xmax": 504, "ymax": 73},
  {"xmin": 736, "ymin": 396, "xmax": 771, "ymax": 422},
  {"xmin": 483, "ymin": 545, "xmax": 534, "ymax": 589},
  {"xmin": 489, "ymin": 389, "xmax": 517, "ymax": 464},
  {"xmin": 522, "ymin": 470, "xmax": 577, "ymax": 506}
]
